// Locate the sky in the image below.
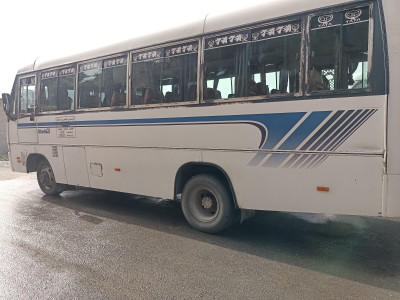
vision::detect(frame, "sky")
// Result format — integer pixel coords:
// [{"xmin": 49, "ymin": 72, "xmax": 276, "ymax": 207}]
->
[{"xmin": 0, "ymin": 0, "xmax": 267, "ymax": 94}]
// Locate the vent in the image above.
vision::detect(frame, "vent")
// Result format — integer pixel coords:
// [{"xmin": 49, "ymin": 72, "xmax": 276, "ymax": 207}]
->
[{"xmin": 52, "ymin": 146, "xmax": 58, "ymax": 158}]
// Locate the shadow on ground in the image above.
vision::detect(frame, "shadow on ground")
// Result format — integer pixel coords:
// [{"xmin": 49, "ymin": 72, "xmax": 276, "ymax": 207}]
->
[{"xmin": 40, "ymin": 188, "xmax": 400, "ymax": 292}]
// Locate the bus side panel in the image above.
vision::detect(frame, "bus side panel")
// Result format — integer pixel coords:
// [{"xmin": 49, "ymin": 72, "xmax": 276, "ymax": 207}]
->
[
  {"xmin": 382, "ymin": 0, "xmax": 400, "ymax": 217},
  {"xmin": 203, "ymin": 151, "xmax": 383, "ymax": 216},
  {"xmin": 8, "ymin": 144, "xmax": 35, "ymax": 173},
  {"xmin": 384, "ymin": 0, "xmax": 400, "ymax": 175},
  {"xmin": 85, "ymin": 147, "xmax": 202, "ymax": 198},
  {"xmin": 8, "ymin": 121, "xmax": 18, "ymax": 144},
  {"xmin": 385, "ymin": 175, "xmax": 400, "ymax": 217},
  {"xmin": 63, "ymin": 146, "xmax": 90, "ymax": 187}
]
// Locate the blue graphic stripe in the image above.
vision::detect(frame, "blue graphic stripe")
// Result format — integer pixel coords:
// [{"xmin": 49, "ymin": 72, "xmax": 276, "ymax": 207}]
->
[
  {"xmin": 307, "ymin": 154, "xmax": 328, "ymax": 169},
  {"xmin": 310, "ymin": 110, "xmax": 355, "ymax": 151},
  {"xmin": 326, "ymin": 109, "xmax": 377, "ymax": 152},
  {"xmin": 308, "ymin": 110, "xmax": 377, "ymax": 170},
  {"xmin": 263, "ymin": 111, "xmax": 330, "ymax": 167},
  {"xmin": 289, "ymin": 111, "xmax": 354, "ymax": 168},
  {"xmin": 300, "ymin": 111, "xmax": 345, "ymax": 151},
  {"xmin": 303, "ymin": 109, "xmax": 377, "ymax": 169},
  {"xmin": 263, "ymin": 153, "xmax": 291, "ymax": 168},
  {"xmin": 278, "ymin": 111, "xmax": 331, "ymax": 150},
  {"xmin": 249, "ymin": 153, "xmax": 269, "ymax": 166},
  {"xmin": 259, "ymin": 113, "xmax": 306, "ymax": 149},
  {"xmin": 283, "ymin": 111, "xmax": 344, "ymax": 168},
  {"xmin": 283, "ymin": 153, "xmax": 301, "ymax": 169},
  {"xmin": 296, "ymin": 110, "xmax": 359, "ymax": 169},
  {"xmin": 316, "ymin": 110, "xmax": 363, "ymax": 151},
  {"xmin": 18, "ymin": 112, "xmax": 306, "ymax": 151}
]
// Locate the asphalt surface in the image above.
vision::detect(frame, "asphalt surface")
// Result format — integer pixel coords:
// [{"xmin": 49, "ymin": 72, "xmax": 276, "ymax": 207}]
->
[{"xmin": 0, "ymin": 162, "xmax": 400, "ymax": 299}]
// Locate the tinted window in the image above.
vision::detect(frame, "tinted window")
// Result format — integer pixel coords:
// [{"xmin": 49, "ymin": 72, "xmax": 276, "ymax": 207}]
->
[
  {"xmin": 204, "ymin": 21, "xmax": 302, "ymax": 100},
  {"xmin": 39, "ymin": 67, "xmax": 75, "ymax": 112},
  {"xmin": 78, "ymin": 57, "xmax": 127, "ymax": 109},
  {"xmin": 103, "ymin": 57, "xmax": 127, "ymax": 107},
  {"xmin": 19, "ymin": 77, "xmax": 36, "ymax": 114},
  {"xmin": 78, "ymin": 61, "xmax": 102, "ymax": 108},
  {"xmin": 251, "ymin": 24, "xmax": 301, "ymax": 96},
  {"xmin": 131, "ymin": 42, "xmax": 198, "ymax": 105},
  {"xmin": 309, "ymin": 6, "xmax": 370, "ymax": 92},
  {"xmin": 58, "ymin": 68, "xmax": 76, "ymax": 110}
]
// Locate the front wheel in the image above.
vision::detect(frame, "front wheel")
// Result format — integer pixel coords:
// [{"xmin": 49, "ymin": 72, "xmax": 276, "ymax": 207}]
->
[
  {"xmin": 37, "ymin": 159, "xmax": 63, "ymax": 196},
  {"xmin": 181, "ymin": 175, "xmax": 236, "ymax": 233}
]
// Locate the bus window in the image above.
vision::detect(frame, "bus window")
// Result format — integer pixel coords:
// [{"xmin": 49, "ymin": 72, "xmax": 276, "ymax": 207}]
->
[
  {"xmin": 39, "ymin": 68, "xmax": 75, "ymax": 112},
  {"xmin": 131, "ymin": 49, "xmax": 164, "ymax": 105},
  {"xmin": 204, "ymin": 32, "xmax": 249, "ymax": 100},
  {"xmin": 78, "ymin": 61, "xmax": 102, "ymax": 108},
  {"xmin": 40, "ymin": 71, "xmax": 58, "ymax": 112},
  {"xmin": 250, "ymin": 21, "xmax": 301, "ymax": 96},
  {"xmin": 58, "ymin": 67, "xmax": 75, "ymax": 110},
  {"xmin": 103, "ymin": 57, "xmax": 127, "ymax": 107},
  {"xmin": 163, "ymin": 42, "xmax": 198, "ymax": 102},
  {"xmin": 131, "ymin": 42, "xmax": 198, "ymax": 105},
  {"xmin": 309, "ymin": 6, "xmax": 370, "ymax": 92},
  {"xmin": 204, "ymin": 21, "xmax": 301, "ymax": 100},
  {"xmin": 19, "ymin": 77, "xmax": 36, "ymax": 114}
]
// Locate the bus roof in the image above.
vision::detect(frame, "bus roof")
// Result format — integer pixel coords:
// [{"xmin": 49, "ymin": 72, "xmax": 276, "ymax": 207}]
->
[{"xmin": 18, "ymin": 0, "xmax": 357, "ymax": 74}]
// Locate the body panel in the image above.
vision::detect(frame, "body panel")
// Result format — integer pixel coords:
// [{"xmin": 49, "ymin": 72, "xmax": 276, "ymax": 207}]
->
[{"xmin": 11, "ymin": 94, "xmax": 386, "ymax": 215}]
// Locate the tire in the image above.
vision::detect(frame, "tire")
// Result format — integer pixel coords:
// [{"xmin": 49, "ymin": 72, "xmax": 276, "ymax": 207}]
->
[
  {"xmin": 181, "ymin": 174, "xmax": 236, "ymax": 233},
  {"xmin": 37, "ymin": 159, "xmax": 63, "ymax": 196}
]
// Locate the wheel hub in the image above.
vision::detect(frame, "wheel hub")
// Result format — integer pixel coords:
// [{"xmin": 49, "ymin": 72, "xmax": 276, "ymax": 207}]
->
[
  {"xmin": 201, "ymin": 196, "xmax": 214, "ymax": 209},
  {"xmin": 39, "ymin": 166, "xmax": 54, "ymax": 189}
]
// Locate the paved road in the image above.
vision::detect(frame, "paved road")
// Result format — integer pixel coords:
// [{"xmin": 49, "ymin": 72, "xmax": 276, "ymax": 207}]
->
[
  {"xmin": 0, "ymin": 167, "xmax": 400, "ymax": 299},
  {"xmin": 0, "ymin": 161, "xmax": 36, "ymax": 181}
]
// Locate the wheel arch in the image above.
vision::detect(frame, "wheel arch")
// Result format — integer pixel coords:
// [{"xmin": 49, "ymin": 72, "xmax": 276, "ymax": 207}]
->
[
  {"xmin": 174, "ymin": 162, "xmax": 238, "ymax": 209},
  {"xmin": 26, "ymin": 153, "xmax": 48, "ymax": 173}
]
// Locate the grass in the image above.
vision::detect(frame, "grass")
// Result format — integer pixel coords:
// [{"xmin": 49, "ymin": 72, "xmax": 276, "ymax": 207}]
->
[{"xmin": 0, "ymin": 156, "xmax": 9, "ymax": 161}]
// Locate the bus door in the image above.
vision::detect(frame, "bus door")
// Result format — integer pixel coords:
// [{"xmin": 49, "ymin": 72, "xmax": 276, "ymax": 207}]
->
[{"xmin": 17, "ymin": 76, "xmax": 38, "ymax": 144}]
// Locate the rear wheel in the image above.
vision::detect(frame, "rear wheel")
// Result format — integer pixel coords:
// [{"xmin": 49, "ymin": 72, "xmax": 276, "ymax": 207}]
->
[
  {"xmin": 37, "ymin": 159, "xmax": 63, "ymax": 196},
  {"xmin": 181, "ymin": 174, "xmax": 236, "ymax": 233}
]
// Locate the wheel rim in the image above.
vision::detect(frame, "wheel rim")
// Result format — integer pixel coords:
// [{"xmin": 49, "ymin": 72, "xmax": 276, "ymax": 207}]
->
[
  {"xmin": 188, "ymin": 187, "xmax": 219, "ymax": 222},
  {"xmin": 38, "ymin": 165, "xmax": 56, "ymax": 191}
]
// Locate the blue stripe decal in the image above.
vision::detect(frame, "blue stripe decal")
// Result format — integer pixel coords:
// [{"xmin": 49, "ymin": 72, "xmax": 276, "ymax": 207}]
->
[
  {"xmin": 300, "ymin": 111, "xmax": 345, "ymax": 151},
  {"xmin": 278, "ymin": 111, "xmax": 331, "ymax": 150},
  {"xmin": 19, "ymin": 112, "xmax": 306, "ymax": 150},
  {"xmin": 285, "ymin": 110, "xmax": 346, "ymax": 168},
  {"xmin": 310, "ymin": 110, "xmax": 355, "ymax": 151},
  {"xmin": 18, "ymin": 108, "xmax": 377, "ymax": 170},
  {"xmin": 262, "ymin": 111, "xmax": 330, "ymax": 167},
  {"xmin": 263, "ymin": 153, "xmax": 291, "ymax": 168},
  {"xmin": 317, "ymin": 110, "xmax": 362, "ymax": 151},
  {"xmin": 293, "ymin": 110, "xmax": 358, "ymax": 168},
  {"xmin": 326, "ymin": 109, "xmax": 376, "ymax": 152}
]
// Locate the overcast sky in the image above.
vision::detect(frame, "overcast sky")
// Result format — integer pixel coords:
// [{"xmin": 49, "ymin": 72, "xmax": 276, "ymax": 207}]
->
[{"xmin": 0, "ymin": 0, "xmax": 267, "ymax": 94}]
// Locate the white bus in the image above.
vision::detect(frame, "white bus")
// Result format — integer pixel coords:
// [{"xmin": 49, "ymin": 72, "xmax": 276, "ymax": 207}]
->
[{"xmin": 2, "ymin": 0, "xmax": 399, "ymax": 233}]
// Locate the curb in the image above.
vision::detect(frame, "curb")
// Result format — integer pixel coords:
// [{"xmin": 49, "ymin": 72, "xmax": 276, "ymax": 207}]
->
[{"xmin": 0, "ymin": 161, "xmax": 10, "ymax": 167}]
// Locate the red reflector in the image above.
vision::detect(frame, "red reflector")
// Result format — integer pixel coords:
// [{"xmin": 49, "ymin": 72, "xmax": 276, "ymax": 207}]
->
[
  {"xmin": 317, "ymin": 186, "xmax": 329, "ymax": 192},
  {"xmin": 115, "ymin": 168, "xmax": 121, "ymax": 172}
]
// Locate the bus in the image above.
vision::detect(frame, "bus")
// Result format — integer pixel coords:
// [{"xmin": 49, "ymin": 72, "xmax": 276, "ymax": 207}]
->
[{"xmin": 2, "ymin": 0, "xmax": 399, "ymax": 233}]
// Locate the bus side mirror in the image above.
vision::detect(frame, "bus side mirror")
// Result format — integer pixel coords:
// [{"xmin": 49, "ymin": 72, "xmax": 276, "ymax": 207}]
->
[
  {"xmin": 1, "ymin": 93, "xmax": 17, "ymax": 121},
  {"xmin": 2, "ymin": 93, "xmax": 11, "ymax": 116}
]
